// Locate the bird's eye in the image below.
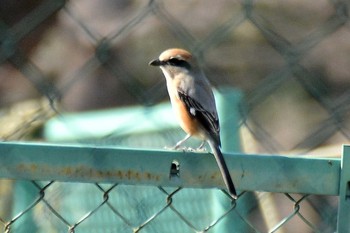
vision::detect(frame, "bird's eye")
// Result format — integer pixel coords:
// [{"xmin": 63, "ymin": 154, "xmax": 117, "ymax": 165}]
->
[
  {"xmin": 167, "ymin": 58, "xmax": 190, "ymax": 68},
  {"xmin": 168, "ymin": 58, "xmax": 182, "ymax": 65}
]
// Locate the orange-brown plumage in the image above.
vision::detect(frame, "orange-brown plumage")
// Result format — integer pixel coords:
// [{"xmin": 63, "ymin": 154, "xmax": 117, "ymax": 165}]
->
[
  {"xmin": 159, "ymin": 48, "xmax": 192, "ymax": 62},
  {"xmin": 172, "ymin": 95, "xmax": 200, "ymax": 136}
]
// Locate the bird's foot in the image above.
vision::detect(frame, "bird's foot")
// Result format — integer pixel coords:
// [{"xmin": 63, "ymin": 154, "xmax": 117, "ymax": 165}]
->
[
  {"xmin": 195, "ymin": 147, "xmax": 207, "ymax": 152},
  {"xmin": 183, "ymin": 147, "xmax": 196, "ymax": 152},
  {"xmin": 164, "ymin": 146, "xmax": 196, "ymax": 152}
]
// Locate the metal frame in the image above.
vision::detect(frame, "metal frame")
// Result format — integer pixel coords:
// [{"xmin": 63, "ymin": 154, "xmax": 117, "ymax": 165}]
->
[{"xmin": 0, "ymin": 142, "xmax": 340, "ymax": 196}]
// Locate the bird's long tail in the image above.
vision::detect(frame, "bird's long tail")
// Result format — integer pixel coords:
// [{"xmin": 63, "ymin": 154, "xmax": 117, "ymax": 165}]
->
[{"xmin": 208, "ymin": 139, "xmax": 237, "ymax": 199}]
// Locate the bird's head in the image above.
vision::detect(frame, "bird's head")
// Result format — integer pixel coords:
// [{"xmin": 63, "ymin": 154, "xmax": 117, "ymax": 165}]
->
[{"xmin": 149, "ymin": 48, "xmax": 193, "ymax": 70}]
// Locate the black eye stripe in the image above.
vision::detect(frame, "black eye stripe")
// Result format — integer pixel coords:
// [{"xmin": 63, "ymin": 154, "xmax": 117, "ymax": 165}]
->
[{"xmin": 166, "ymin": 58, "xmax": 191, "ymax": 69}]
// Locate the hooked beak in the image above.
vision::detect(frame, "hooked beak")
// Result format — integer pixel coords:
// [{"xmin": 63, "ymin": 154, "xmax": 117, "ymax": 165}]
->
[{"xmin": 149, "ymin": 59, "xmax": 163, "ymax": 66}]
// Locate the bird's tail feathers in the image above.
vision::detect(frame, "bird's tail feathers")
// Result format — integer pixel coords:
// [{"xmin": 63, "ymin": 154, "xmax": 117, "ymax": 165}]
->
[{"xmin": 208, "ymin": 139, "xmax": 237, "ymax": 199}]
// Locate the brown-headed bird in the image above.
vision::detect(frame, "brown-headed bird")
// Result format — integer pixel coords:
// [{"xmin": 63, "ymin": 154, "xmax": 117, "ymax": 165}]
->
[{"xmin": 149, "ymin": 48, "xmax": 237, "ymax": 199}]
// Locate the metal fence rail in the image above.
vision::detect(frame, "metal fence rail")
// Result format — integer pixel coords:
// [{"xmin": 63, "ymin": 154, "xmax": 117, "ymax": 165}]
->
[
  {"xmin": 0, "ymin": 142, "xmax": 340, "ymax": 195},
  {"xmin": 1, "ymin": 0, "xmax": 350, "ymax": 232}
]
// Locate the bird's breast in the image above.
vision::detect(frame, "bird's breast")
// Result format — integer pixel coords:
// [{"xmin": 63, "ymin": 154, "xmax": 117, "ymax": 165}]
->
[{"xmin": 169, "ymin": 91, "xmax": 205, "ymax": 139}]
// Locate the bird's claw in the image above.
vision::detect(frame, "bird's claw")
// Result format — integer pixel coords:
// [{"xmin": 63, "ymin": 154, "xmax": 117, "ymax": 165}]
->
[
  {"xmin": 183, "ymin": 147, "xmax": 195, "ymax": 152},
  {"xmin": 195, "ymin": 147, "xmax": 207, "ymax": 152},
  {"xmin": 164, "ymin": 146, "xmax": 196, "ymax": 152}
]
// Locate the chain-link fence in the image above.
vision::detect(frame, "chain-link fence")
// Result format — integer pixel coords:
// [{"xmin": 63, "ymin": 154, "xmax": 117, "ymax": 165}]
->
[{"xmin": 0, "ymin": 0, "xmax": 349, "ymax": 232}]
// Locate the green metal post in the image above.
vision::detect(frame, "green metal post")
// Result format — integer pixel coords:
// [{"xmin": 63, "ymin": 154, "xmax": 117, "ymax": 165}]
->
[
  {"xmin": 216, "ymin": 87, "xmax": 243, "ymax": 153},
  {"xmin": 214, "ymin": 88, "xmax": 253, "ymax": 233},
  {"xmin": 337, "ymin": 145, "xmax": 350, "ymax": 233}
]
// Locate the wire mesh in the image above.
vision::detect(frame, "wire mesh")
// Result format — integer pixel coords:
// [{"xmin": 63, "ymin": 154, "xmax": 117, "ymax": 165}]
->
[
  {"xmin": 0, "ymin": 181, "xmax": 339, "ymax": 233},
  {"xmin": 0, "ymin": 0, "xmax": 349, "ymax": 232}
]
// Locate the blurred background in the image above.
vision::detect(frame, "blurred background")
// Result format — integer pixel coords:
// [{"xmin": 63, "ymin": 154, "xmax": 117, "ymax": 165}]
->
[{"xmin": 0, "ymin": 0, "xmax": 349, "ymax": 232}]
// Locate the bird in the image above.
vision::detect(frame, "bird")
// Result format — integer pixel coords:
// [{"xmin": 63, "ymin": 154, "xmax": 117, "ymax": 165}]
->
[{"xmin": 149, "ymin": 48, "xmax": 237, "ymax": 199}]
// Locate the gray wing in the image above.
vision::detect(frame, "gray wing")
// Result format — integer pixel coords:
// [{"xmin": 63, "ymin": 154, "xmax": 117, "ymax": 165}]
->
[{"xmin": 177, "ymin": 89, "xmax": 221, "ymax": 146}]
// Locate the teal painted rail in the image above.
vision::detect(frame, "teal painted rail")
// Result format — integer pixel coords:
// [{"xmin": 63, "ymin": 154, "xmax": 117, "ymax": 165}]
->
[{"xmin": 0, "ymin": 142, "xmax": 341, "ymax": 196}]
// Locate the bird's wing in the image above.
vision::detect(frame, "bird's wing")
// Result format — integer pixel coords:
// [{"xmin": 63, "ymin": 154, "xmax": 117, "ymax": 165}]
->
[{"xmin": 177, "ymin": 89, "xmax": 221, "ymax": 146}]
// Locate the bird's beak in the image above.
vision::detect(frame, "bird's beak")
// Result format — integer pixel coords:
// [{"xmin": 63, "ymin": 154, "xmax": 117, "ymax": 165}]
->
[{"xmin": 149, "ymin": 59, "xmax": 162, "ymax": 66}]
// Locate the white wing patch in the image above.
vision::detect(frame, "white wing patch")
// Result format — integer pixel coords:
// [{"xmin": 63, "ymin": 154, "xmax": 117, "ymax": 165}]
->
[{"xmin": 190, "ymin": 107, "xmax": 196, "ymax": 116}]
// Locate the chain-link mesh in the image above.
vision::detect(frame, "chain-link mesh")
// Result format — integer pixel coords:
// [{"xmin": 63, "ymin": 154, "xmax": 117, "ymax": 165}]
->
[
  {"xmin": 0, "ymin": 0, "xmax": 349, "ymax": 232},
  {"xmin": 0, "ymin": 181, "xmax": 338, "ymax": 233}
]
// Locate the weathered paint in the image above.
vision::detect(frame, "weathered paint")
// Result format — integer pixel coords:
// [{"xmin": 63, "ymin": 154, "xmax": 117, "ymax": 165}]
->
[{"xmin": 0, "ymin": 142, "xmax": 340, "ymax": 195}]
